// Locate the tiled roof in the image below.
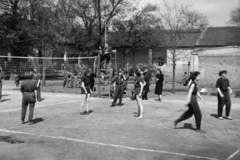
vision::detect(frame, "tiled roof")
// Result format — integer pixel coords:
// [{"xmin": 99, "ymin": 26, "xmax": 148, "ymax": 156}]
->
[{"xmin": 197, "ymin": 27, "xmax": 240, "ymax": 46}]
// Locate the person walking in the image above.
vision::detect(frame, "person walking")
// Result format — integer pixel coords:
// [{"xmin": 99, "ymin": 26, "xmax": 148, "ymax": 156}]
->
[
  {"xmin": 142, "ymin": 68, "xmax": 151, "ymax": 100},
  {"xmin": 134, "ymin": 71, "xmax": 146, "ymax": 119},
  {"xmin": 155, "ymin": 69, "xmax": 164, "ymax": 102},
  {"xmin": 110, "ymin": 71, "xmax": 126, "ymax": 107},
  {"xmin": 32, "ymin": 68, "xmax": 41, "ymax": 101},
  {"xmin": 21, "ymin": 72, "xmax": 38, "ymax": 124},
  {"xmin": 216, "ymin": 70, "xmax": 233, "ymax": 120},
  {"xmin": 174, "ymin": 71, "xmax": 205, "ymax": 133},
  {"xmin": 80, "ymin": 70, "xmax": 92, "ymax": 115}
]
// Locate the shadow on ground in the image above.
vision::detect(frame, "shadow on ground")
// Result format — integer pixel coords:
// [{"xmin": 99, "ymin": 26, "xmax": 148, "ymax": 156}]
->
[
  {"xmin": 32, "ymin": 118, "xmax": 44, "ymax": 124},
  {"xmin": 210, "ymin": 114, "xmax": 219, "ymax": 119},
  {"xmin": 176, "ymin": 123, "xmax": 196, "ymax": 131}
]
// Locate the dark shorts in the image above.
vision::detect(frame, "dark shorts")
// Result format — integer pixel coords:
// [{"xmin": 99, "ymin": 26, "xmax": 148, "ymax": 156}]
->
[
  {"xmin": 84, "ymin": 85, "xmax": 91, "ymax": 94},
  {"xmin": 135, "ymin": 87, "xmax": 141, "ymax": 95}
]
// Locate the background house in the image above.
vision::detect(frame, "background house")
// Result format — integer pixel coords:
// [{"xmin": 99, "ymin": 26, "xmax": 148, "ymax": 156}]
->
[{"xmin": 193, "ymin": 27, "xmax": 240, "ymax": 88}]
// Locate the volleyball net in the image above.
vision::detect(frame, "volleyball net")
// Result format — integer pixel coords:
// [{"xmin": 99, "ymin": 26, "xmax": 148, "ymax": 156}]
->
[{"xmin": 0, "ymin": 55, "xmax": 97, "ymax": 79}]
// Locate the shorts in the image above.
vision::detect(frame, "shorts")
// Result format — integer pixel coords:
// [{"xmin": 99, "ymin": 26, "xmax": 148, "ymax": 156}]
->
[
  {"xmin": 135, "ymin": 87, "xmax": 141, "ymax": 95},
  {"xmin": 84, "ymin": 85, "xmax": 91, "ymax": 94}
]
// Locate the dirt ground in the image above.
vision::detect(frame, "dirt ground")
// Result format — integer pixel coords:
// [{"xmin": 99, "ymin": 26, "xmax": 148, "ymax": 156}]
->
[{"xmin": 0, "ymin": 81, "xmax": 240, "ymax": 160}]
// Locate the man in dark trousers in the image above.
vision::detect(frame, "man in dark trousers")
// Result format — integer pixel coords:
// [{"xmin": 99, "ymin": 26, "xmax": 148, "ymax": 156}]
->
[
  {"xmin": 21, "ymin": 73, "xmax": 37, "ymax": 124},
  {"xmin": 142, "ymin": 68, "xmax": 151, "ymax": 100},
  {"xmin": 216, "ymin": 70, "xmax": 233, "ymax": 120},
  {"xmin": 0, "ymin": 67, "xmax": 5, "ymax": 101},
  {"xmin": 110, "ymin": 71, "xmax": 126, "ymax": 107},
  {"xmin": 32, "ymin": 68, "xmax": 42, "ymax": 101}
]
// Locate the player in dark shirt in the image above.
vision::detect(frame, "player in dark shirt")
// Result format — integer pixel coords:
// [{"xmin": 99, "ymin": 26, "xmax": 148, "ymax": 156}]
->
[
  {"xmin": 89, "ymin": 68, "xmax": 96, "ymax": 91},
  {"xmin": 174, "ymin": 71, "xmax": 205, "ymax": 133},
  {"xmin": 110, "ymin": 71, "xmax": 126, "ymax": 107},
  {"xmin": 80, "ymin": 70, "xmax": 91, "ymax": 115},
  {"xmin": 216, "ymin": 70, "xmax": 233, "ymax": 120},
  {"xmin": 21, "ymin": 73, "xmax": 38, "ymax": 124}
]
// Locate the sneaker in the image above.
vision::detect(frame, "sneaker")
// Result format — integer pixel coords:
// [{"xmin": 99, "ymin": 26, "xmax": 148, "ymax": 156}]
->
[
  {"xmin": 218, "ymin": 116, "xmax": 223, "ymax": 120},
  {"xmin": 80, "ymin": 112, "xmax": 85, "ymax": 115},
  {"xmin": 21, "ymin": 119, "xmax": 25, "ymax": 124},
  {"xmin": 118, "ymin": 103, "xmax": 124, "ymax": 107},
  {"xmin": 28, "ymin": 120, "xmax": 34, "ymax": 125},
  {"xmin": 225, "ymin": 116, "xmax": 232, "ymax": 120}
]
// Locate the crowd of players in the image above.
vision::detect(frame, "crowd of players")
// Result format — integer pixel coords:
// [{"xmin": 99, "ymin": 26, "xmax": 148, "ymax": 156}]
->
[{"xmin": 0, "ymin": 66, "xmax": 233, "ymax": 133}]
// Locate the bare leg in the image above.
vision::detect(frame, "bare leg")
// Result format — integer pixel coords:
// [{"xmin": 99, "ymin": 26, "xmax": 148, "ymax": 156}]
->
[
  {"xmin": 136, "ymin": 96, "xmax": 143, "ymax": 119},
  {"xmin": 86, "ymin": 94, "xmax": 90, "ymax": 113},
  {"xmin": 81, "ymin": 94, "xmax": 87, "ymax": 114}
]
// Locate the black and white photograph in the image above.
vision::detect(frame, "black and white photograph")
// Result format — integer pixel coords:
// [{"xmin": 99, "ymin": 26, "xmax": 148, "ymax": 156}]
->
[{"xmin": 0, "ymin": 0, "xmax": 240, "ymax": 159}]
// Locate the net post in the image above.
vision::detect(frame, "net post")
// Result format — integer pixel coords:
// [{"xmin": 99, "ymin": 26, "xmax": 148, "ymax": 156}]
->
[{"xmin": 98, "ymin": 48, "xmax": 101, "ymax": 98}]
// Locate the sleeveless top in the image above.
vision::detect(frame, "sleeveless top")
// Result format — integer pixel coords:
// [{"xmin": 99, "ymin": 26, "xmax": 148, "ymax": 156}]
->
[{"xmin": 190, "ymin": 81, "xmax": 198, "ymax": 95}]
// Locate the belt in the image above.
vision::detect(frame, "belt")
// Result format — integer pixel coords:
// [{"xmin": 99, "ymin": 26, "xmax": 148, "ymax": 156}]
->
[{"xmin": 116, "ymin": 83, "xmax": 123, "ymax": 85}]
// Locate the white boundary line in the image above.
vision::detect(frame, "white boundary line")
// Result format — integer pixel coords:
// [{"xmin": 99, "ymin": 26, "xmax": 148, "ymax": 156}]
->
[
  {"xmin": 0, "ymin": 100, "xmax": 82, "ymax": 113},
  {"xmin": 226, "ymin": 150, "xmax": 240, "ymax": 160},
  {"xmin": 0, "ymin": 129, "xmax": 219, "ymax": 160}
]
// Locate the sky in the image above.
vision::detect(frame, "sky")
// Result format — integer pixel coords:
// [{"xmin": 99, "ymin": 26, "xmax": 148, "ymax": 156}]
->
[{"xmin": 140, "ymin": 0, "xmax": 240, "ymax": 26}]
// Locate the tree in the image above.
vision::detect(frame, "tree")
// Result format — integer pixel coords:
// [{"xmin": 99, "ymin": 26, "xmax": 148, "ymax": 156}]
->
[
  {"xmin": 110, "ymin": 3, "xmax": 162, "ymax": 69},
  {"xmin": 184, "ymin": 10, "xmax": 209, "ymax": 29},
  {"xmin": 230, "ymin": 7, "xmax": 240, "ymax": 26},
  {"xmin": 160, "ymin": 0, "xmax": 208, "ymax": 93}
]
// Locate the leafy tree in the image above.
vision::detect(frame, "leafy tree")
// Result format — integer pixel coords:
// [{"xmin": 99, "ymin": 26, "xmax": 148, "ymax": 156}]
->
[
  {"xmin": 160, "ymin": 0, "xmax": 208, "ymax": 93},
  {"xmin": 230, "ymin": 7, "xmax": 240, "ymax": 26},
  {"xmin": 110, "ymin": 3, "xmax": 163, "ymax": 69}
]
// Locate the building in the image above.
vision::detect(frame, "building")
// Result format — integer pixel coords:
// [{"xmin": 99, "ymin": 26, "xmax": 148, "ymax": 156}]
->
[{"xmin": 193, "ymin": 27, "xmax": 240, "ymax": 88}]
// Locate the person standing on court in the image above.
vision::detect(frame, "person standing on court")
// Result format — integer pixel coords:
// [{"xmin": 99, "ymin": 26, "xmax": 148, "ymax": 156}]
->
[
  {"xmin": 0, "ymin": 67, "xmax": 5, "ymax": 101},
  {"xmin": 32, "ymin": 68, "xmax": 41, "ymax": 101},
  {"xmin": 89, "ymin": 68, "xmax": 96, "ymax": 92},
  {"xmin": 155, "ymin": 69, "xmax": 164, "ymax": 102},
  {"xmin": 174, "ymin": 71, "xmax": 205, "ymax": 132},
  {"xmin": 80, "ymin": 70, "xmax": 92, "ymax": 115},
  {"xmin": 216, "ymin": 70, "xmax": 233, "ymax": 120},
  {"xmin": 134, "ymin": 71, "xmax": 146, "ymax": 119},
  {"xmin": 21, "ymin": 72, "xmax": 38, "ymax": 124},
  {"xmin": 110, "ymin": 71, "xmax": 126, "ymax": 107},
  {"xmin": 142, "ymin": 68, "xmax": 151, "ymax": 100}
]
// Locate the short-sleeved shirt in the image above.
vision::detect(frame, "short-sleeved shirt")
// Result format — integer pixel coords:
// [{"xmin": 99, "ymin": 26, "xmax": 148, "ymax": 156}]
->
[
  {"xmin": 216, "ymin": 77, "xmax": 229, "ymax": 91},
  {"xmin": 190, "ymin": 81, "xmax": 198, "ymax": 95},
  {"xmin": 113, "ymin": 76, "xmax": 124, "ymax": 85},
  {"xmin": 81, "ymin": 76, "xmax": 90, "ymax": 86},
  {"xmin": 21, "ymin": 79, "xmax": 37, "ymax": 93},
  {"xmin": 134, "ymin": 77, "xmax": 144, "ymax": 88}
]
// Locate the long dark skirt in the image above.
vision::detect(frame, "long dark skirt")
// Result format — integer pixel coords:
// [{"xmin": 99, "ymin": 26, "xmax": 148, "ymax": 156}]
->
[{"xmin": 155, "ymin": 84, "xmax": 163, "ymax": 95}]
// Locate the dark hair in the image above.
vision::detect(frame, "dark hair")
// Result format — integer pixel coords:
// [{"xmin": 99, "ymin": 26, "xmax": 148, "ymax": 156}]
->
[
  {"xmin": 157, "ymin": 69, "xmax": 162, "ymax": 74},
  {"xmin": 189, "ymin": 71, "xmax": 200, "ymax": 81},
  {"xmin": 135, "ymin": 71, "xmax": 141, "ymax": 77},
  {"xmin": 219, "ymin": 70, "xmax": 227, "ymax": 76}
]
